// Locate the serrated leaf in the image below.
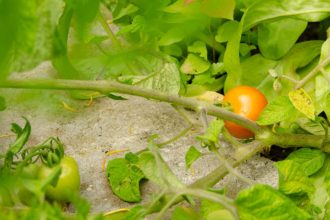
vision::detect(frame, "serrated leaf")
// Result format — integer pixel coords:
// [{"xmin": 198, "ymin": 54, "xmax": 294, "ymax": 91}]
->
[
  {"xmin": 180, "ymin": 54, "xmax": 210, "ymax": 74},
  {"xmin": 257, "ymin": 96, "xmax": 297, "ymax": 125},
  {"xmin": 235, "ymin": 184, "xmax": 312, "ymax": 220},
  {"xmin": 196, "ymin": 119, "xmax": 224, "ymax": 145},
  {"xmin": 185, "ymin": 146, "xmax": 202, "ymax": 169},
  {"xmin": 106, "ymin": 156, "xmax": 145, "ymax": 202},
  {"xmin": 139, "ymin": 62, "xmax": 181, "ymax": 95},
  {"xmin": 286, "ymin": 148, "xmax": 326, "ymax": 176},
  {"xmin": 188, "ymin": 41, "xmax": 207, "ymax": 60},
  {"xmin": 138, "ymin": 151, "xmax": 184, "ymax": 188},
  {"xmin": 276, "ymin": 160, "xmax": 315, "ymax": 197},
  {"xmin": 289, "ymin": 89, "xmax": 315, "ymax": 120}
]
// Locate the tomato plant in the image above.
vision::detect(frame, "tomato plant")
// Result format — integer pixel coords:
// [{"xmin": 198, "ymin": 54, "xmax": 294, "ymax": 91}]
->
[
  {"xmin": 223, "ymin": 86, "xmax": 268, "ymax": 139},
  {"xmin": 39, "ymin": 156, "xmax": 80, "ymax": 203},
  {"xmin": 0, "ymin": 0, "xmax": 330, "ymax": 219}
]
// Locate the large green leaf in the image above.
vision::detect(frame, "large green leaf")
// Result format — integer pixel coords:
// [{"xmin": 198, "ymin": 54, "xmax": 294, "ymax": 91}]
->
[
  {"xmin": 236, "ymin": 184, "xmax": 312, "ymax": 220},
  {"xmin": 138, "ymin": 151, "xmax": 184, "ymax": 188},
  {"xmin": 257, "ymin": 96, "xmax": 298, "ymax": 125},
  {"xmin": 243, "ymin": 0, "xmax": 330, "ymax": 30},
  {"xmin": 258, "ymin": 18, "xmax": 307, "ymax": 60},
  {"xmin": 276, "ymin": 160, "xmax": 315, "ymax": 197},
  {"xmin": 286, "ymin": 148, "xmax": 326, "ymax": 176},
  {"xmin": 223, "ymin": 21, "xmax": 243, "ymax": 92},
  {"xmin": 0, "ymin": 0, "xmax": 64, "ymax": 77},
  {"xmin": 106, "ymin": 153, "xmax": 145, "ymax": 202}
]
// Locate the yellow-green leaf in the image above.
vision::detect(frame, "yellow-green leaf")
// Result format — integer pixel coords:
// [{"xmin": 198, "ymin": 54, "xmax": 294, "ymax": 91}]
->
[{"xmin": 288, "ymin": 88, "xmax": 315, "ymax": 120}]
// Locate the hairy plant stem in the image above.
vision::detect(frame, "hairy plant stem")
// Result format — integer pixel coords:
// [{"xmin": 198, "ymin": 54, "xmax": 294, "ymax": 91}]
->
[{"xmin": 0, "ymin": 79, "xmax": 262, "ymax": 134}]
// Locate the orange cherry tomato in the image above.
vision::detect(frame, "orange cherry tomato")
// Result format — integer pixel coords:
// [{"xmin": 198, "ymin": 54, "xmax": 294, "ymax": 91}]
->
[{"xmin": 223, "ymin": 86, "xmax": 267, "ymax": 139}]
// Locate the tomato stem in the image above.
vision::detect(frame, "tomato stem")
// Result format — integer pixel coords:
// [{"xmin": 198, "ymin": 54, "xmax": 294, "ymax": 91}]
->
[{"xmin": 0, "ymin": 79, "xmax": 263, "ymax": 134}]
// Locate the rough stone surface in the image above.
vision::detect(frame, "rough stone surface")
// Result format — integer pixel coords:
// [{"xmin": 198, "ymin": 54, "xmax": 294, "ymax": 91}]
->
[{"xmin": 0, "ymin": 62, "xmax": 278, "ymax": 215}]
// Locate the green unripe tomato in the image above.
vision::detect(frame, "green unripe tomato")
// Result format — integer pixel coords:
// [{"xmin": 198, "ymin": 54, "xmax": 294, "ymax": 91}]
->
[{"xmin": 39, "ymin": 156, "xmax": 80, "ymax": 203}]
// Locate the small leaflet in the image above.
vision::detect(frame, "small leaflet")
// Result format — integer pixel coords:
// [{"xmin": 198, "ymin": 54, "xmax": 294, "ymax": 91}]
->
[{"xmin": 288, "ymin": 88, "xmax": 315, "ymax": 120}]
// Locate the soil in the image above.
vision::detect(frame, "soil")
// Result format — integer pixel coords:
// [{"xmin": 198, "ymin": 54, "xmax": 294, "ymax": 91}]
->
[{"xmin": 0, "ymin": 62, "xmax": 278, "ymax": 214}]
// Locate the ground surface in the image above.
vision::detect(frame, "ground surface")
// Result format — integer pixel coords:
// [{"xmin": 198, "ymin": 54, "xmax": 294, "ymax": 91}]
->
[{"xmin": 0, "ymin": 62, "xmax": 278, "ymax": 214}]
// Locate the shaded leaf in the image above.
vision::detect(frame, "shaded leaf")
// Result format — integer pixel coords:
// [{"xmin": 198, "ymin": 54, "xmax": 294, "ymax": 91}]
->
[
  {"xmin": 258, "ymin": 18, "xmax": 307, "ymax": 60},
  {"xmin": 188, "ymin": 41, "xmax": 208, "ymax": 60},
  {"xmin": 180, "ymin": 54, "xmax": 210, "ymax": 74}
]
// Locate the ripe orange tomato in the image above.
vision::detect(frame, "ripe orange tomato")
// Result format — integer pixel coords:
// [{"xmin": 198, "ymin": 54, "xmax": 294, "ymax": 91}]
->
[{"xmin": 223, "ymin": 86, "xmax": 267, "ymax": 139}]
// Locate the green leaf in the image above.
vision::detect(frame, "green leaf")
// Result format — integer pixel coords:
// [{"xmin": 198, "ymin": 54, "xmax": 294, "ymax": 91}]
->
[
  {"xmin": 0, "ymin": 0, "xmax": 64, "ymax": 75},
  {"xmin": 275, "ymin": 160, "xmax": 315, "ymax": 197},
  {"xmin": 258, "ymin": 18, "xmax": 307, "ymax": 60},
  {"xmin": 172, "ymin": 206, "xmax": 200, "ymax": 220},
  {"xmin": 200, "ymin": 199, "xmax": 224, "ymax": 219},
  {"xmin": 9, "ymin": 118, "xmax": 31, "ymax": 154},
  {"xmin": 200, "ymin": 0, "xmax": 235, "ymax": 19},
  {"xmin": 185, "ymin": 146, "xmax": 202, "ymax": 169},
  {"xmin": 180, "ymin": 54, "xmax": 210, "ymax": 75},
  {"xmin": 223, "ymin": 21, "xmax": 243, "ymax": 92},
  {"xmin": 235, "ymin": 184, "xmax": 312, "ymax": 220},
  {"xmin": 314, "ymin": 75, "xmax": 330, "ymax": 114},
  {"xmin": 188, "ymin": 41, "xmax": 208, "ymax": 60},
  {"xmin": 325, "ymin": 93, "xmax": 330, "ymax": 119},
  {"xmin": 158, "ymin": 27, "xmax": 186, "ymax": 46},
  {"xmin": 286, "ymin": 148, "xmax": 326, "ymax": 176},
  {"xmin": 240, "ymin": 54, "xmax": 277, "ymax": 97},
  {"xmin": 296, "ymin": 118, "xmax": 325, "ymax": 135},
  {"xmin": 138, "ymin": 151, "xmax": 184, "ymax": 188},
  {"xmin": 0, "ymin": 96, "xmax": 6, "ymax": 111},
  {"xmin": 243, "ymin": 0, "xmax": 330, "ymax": 30},
  {"xmin": 106, "ymin": 156, "xmax": 145, "ymax": 202},
  {"xmin": 138, "ymin": 62, "xmax": 181, "ymax": 95},
  {"xmin": 112, "ymin": 3, "xmax": 138, "ymax": 21},
  {"xmin": 215, "ymin": 21, "xmax": 240, "ymax": 43},
  {"xmin": 289, "ymin": 89, "xmax": 315, "ymax": 120},
  {"xmin": 257, "ymin": 96, "xmax": 297, "ymax": 125},
  {"xmin": 106, "ymin": 93, "xmax": 128, "ymax": 101},
  {"xmin": 207, "ymin": 210, "xmax": 235, "ymax": 220},
  {"xmin": 196, "ymin": 119, "xmax": 224, "ymax": 146}
]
